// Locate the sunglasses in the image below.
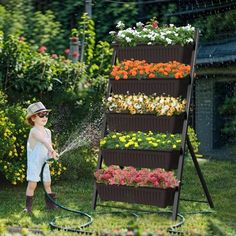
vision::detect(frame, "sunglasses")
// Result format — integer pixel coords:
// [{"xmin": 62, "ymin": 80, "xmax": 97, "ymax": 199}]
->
[{"xmin": 37, "ymin": 112, "xmax": 49, "ymax": 118}]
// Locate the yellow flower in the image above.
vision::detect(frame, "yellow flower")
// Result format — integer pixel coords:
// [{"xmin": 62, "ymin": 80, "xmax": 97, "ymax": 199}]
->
[
  {"xmin": 172, "ymin": 144, "xmax": 177, "ymax": 149},
  {"xmin": 100, "ymin": 140, "xmax": 106, "ymax": 146},
  {"xmin": 119, "ymin": 137, "xmax": 126, "ymax": 142},
  {"xmin": 115, "ymin": 144, "xmax": 120, "ymax": 148},
  {"xmin": 112, "ymin": 135, "xmax": 117, "ymax": 138}
]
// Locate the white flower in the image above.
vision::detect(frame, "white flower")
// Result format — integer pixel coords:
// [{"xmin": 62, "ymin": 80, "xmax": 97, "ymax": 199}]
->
[
  {"xmin": 116, "ymin": 21, "xmax": 125, "ymax": 29},
  {"xmin": 136, "ymin": 22, "xmax": 144, "ymax": 27},
  {"xmin": 109, "ymin": 31, "xmax": 116, "ymax": 35},
  {"xmin": 108, "ymin": 97, "xmax": 113, "ymax": 102},
  {"xmin": 166, "ymin": 38, "xmax": 172, "ymax": 44},
  {"xmin": 125, "ymin": 37, "xmax": 132, "ymax": 43}
]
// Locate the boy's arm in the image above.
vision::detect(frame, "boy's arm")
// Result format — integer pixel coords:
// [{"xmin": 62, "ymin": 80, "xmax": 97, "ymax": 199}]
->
[{"xmin": 31, "ymin": 129, "xmax": 53, "ymax": 152}]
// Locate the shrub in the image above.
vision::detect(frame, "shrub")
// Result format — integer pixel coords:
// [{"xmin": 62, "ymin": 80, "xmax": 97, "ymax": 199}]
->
[
  {"xmin": 0, "ymin": 91, "xmax": 28, "ymax": 184},
  {"xmin": 219, "ymin": 96, "xmax": 236, "ymax": 143},
  {"xmin": 60, "ymin": 146, "xmax": 97, "ymax": 180},
  {"xmin": 187, "ymin": 126, "xmax": 203, "ymax": 158}
]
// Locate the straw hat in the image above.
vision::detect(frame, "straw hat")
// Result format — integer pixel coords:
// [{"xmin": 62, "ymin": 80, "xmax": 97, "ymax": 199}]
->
[{"xmin": 26, "ymin": 102, "xmax": 51, "ymax": 119}]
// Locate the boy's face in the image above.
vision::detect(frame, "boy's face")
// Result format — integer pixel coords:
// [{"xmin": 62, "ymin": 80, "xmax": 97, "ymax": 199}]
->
[{"xmin": 32, "ymin": 111, "xmax": 49, "ymax": 126}]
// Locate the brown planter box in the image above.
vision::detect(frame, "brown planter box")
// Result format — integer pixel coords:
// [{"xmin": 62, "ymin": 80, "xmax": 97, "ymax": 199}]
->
[
  {"xmin": 112, "ymin": 43, "xmax": 194, "ymax": 64},
  {"xmin": 110, "ymin": 77, "xmax": 190, "ymax": 97},
  {"xmin": 96, "ymin": 183, "xmax": 176, "ymax": 208},
  {"xmin": 102, "ymin": 149, "xmax": 180, "ymax": 170},
  {"xmin": 106, "ymin": 113, "xmax": 185, "ymax": 133}
]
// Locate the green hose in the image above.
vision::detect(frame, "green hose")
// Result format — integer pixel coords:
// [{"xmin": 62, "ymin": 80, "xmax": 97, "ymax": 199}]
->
[{"xmin": 40, "ymin": 159, "xmax": 94, "ymax": 234}]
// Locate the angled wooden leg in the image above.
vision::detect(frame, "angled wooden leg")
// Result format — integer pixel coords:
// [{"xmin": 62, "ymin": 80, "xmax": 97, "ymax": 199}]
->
[{"xmin": 187, "ymin": 135, "xmax": 214, "ymax": 208}]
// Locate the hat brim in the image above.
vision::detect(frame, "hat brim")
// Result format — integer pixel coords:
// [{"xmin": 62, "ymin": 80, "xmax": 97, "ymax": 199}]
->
[{"xmin": 26, "ymin": 109, "xmax": 51, "ymax": 119}]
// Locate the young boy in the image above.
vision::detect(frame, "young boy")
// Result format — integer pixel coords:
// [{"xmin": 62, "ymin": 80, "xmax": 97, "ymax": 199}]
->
[{"xmin": 24, "ymin": 101, "xmax": 58, "ymax": 214}]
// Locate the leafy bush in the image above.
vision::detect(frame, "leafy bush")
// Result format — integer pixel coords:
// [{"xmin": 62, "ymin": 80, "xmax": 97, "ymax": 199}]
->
[
  {"xmin": 0, "ymin": 91, "xmax": 28, "ymax": 184},
  {"xmin": 187, "ymin": 126, "xmax": 203, "ymax": 158},
  {"xmin": 60, "ymin": 146, "xmax": 97, "ymax": 180},
  {"xmin": 219, "ymin": 96, "xmax": 236, "ymax": 143}
]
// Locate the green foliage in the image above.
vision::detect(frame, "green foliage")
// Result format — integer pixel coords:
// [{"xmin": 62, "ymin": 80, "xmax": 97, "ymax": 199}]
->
[
  {"xmin": 60, "ymin": 146, "xmax": 97, "ymax": 180},
  {"xmin": 0, "ymin": 34, "xmax": 87, "ymax": 97},
  {"xmin": 93, "ymin": 1, "xmax": 138, "ymax": 41},
  {"xmin": 89, "ymin": 41, "xmax": 113, "ymax": 77},
  {"xmin": 0, "ymin": 90, "xmax": 29, "ymax": 184},
  {"xmin": 193, "ymin": 9, "xmax": 236, "ymax": 41},
  {"xmin": 27, "ymin": 10, "xmax": 64, "ymax": 52},
  {"xmin": 187, "ymin": 126, "xmax": 203, "ymax": 158},
  {"xmin": 78, "ymin": 13, "xmax": 96, "ymax": 66},
  {"xmin": 219, "ymin": 96, "xmax": 236, "ymax": 143}
]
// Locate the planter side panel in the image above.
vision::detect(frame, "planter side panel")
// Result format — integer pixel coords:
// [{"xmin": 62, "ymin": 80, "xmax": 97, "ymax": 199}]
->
[
  {"xmin": 102, "ymin": 149, "xmax": 180, "ymax": 170},
  {"xmin": 113, "ymin": 44, "xmax": 194, "ymax": 64},
  {"xmin": 106, "ymin": 113, "xmax": 185, "ymax": 133},
  {"xmin": 110, "ymin": 79, "xmax": 190, "ymax": 97},
  {"xmin": 96, "ymin": 183, "xmax": 175, "ymax": 208}
]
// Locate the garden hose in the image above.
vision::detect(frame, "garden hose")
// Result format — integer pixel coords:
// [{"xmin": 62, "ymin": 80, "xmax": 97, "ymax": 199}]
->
[
  {"xmin": 41, "ymin": 159, "xmax": 213, "ymax": 235},
  {"xmin": 40, "ymin": 159, "xmax": 94, "ymax": 234}
]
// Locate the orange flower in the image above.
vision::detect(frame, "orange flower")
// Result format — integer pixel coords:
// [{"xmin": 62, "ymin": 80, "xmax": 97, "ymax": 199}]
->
[{"xmin": 111, "ymin": 59, "xmax": 190, "ymax": 80}]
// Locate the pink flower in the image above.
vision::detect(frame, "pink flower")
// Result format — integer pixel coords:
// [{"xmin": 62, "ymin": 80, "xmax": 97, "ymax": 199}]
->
[
  {"xmin": 152, "ymin": 21, "xmax": 158, "ymax": 29},
  {"xmin": 51, "ymin": 54, "xmax": 58, "ymax": 59},
  {"xmin": 38, "ymin": 46, "xmax": 47, "ymax": 53},
  {"xmin": 64, "ymin": 48, "xmax": 70, "ymax": 54},
  {"xmin": 72, "ymin": 51, "xmax": 79, "ymax": 58},
  {"xmin": 94, "ymin": 166, "xmax": 179, "ymax": 189}
]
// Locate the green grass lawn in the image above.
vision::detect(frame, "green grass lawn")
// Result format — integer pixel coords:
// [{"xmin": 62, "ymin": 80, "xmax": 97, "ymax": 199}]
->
[{"xmin": 0, "ymin": 159, "xmax": 236, "ymax": 235}]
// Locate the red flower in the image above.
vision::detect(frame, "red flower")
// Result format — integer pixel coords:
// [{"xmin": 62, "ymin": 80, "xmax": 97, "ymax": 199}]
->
[
  {"xmin": 64, "ymin": 48, "xmax": 70, "ymax": 55},
  {"xmin": 72, "ymin": 51, "xmax": 79, "ymax": 58},
  {"xmin": 152, "ymin": 21, "xmax": 158, "ymax": 29},
  {"xmin": 38, "ymin": 46, "xmax": 47, "ymax": 53},
  {"xmin": 51, "ymin": 54, "xmax": 58, "ymax": 59}
]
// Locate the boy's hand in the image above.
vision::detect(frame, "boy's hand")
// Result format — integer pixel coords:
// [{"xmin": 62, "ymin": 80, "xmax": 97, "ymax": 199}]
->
[{"xmin": 49, "ymin": 150, "xmax": 59, "ymax": 160}]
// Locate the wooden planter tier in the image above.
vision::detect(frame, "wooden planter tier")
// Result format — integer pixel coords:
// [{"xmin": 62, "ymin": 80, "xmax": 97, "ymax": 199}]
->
[
  {"xmin": 110, "ymin": 77, "xmax": 190, "ymax": 97},
  {"xmin": 102, "ymin": 149, "xmax": 180, "ymax": 170},
  {"xmin": 96, "ymin": 183, "xmax": 176, "ymax": 208},
  {"xmin": 106, "ymin": 113, "xmax": 185, "ymax": 133},
  {"xmin": 112, "ymin": 43, "xmax": 194, "ymax": 64}
]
